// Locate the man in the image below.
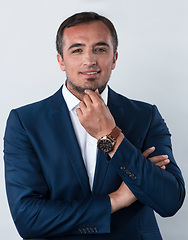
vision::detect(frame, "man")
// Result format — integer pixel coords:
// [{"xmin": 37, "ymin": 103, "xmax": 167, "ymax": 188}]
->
[{"xmin": 4, "ymin": 12, "xmax": 185, "ymax": 240}]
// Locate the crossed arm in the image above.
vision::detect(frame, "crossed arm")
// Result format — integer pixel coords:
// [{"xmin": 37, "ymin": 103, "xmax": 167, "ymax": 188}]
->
[
  {"xmin": 109, "ymin": 146, "xmax": 170, "ymax": 213},
  {"xmin": 76, "ymin": 89, "xmax": 172, "ymax": 214}
]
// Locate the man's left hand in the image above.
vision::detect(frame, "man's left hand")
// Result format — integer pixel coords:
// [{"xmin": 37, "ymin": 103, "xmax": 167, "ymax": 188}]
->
[{"xmin": 142, "ymin": 146, "xmax": 170, "ymax": 170}]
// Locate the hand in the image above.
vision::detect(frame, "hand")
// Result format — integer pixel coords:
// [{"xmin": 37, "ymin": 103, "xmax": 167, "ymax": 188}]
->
[
  {"xmin": 109, "ymin": 147, "xmax": 170, "ymax": 214},
  {"xmin": 76, "ymin": 89, "xmax": 116, "ymax": 139},
  {"xmin": 142, "ymin": 146, "xmax": 170, "ymax": 170},
  {"xmin": 109, "ymin": 181, "xmax": 137, "ymax": 213}
]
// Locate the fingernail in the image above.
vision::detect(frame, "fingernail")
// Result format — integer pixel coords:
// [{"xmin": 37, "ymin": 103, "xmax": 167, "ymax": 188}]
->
[
  {"xmin": 150, "ymin": 146, "xmax": 155, "ymax": 149},
  {"xmin": 162, "ymin": 155, "xmax": 168, "ymax": 158},
  {"xmin": 165, "ymin": 159, "xmax": 170, "ymax": 163}
]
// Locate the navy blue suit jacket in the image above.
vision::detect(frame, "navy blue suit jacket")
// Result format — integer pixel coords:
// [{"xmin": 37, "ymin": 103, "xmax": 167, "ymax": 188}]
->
[{"xmin": 4, "ymin": 86, "xmax": 185, "ymax": 240}]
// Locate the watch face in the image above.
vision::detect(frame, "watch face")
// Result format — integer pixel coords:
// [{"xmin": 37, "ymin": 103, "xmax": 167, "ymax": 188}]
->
[{"xmin": 97, "ymin": 139, "xmax": 113, "ymax": 153}]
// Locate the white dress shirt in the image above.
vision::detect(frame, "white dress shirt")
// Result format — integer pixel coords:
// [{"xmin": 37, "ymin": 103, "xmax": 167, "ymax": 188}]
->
[{"xmin": 62, "ymin": 85, "xmax": 108, "ymax": 189}]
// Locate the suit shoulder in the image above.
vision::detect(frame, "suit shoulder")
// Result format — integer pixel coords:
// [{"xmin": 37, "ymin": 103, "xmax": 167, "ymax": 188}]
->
[
  {"xmin": 13, "ymin": 95, "xmax": 52, "ymax": 115},
  {"xmin": 125, "ymin": 95, "xmax": 152, "ymax": 109},
  {"xmin": 12, "ymin": 86, "xmax": 63, "ymax": 116},
  {"xmin": 6, "ymin": 88, "xmax": 63, "ymax": 132},
  {"xmin": 112, "ymin": 90, "xmax": 166, "ymax": 131},
  {"xmin": 110, "ymin": 88, "xmax": 153, "ymax": 112}
]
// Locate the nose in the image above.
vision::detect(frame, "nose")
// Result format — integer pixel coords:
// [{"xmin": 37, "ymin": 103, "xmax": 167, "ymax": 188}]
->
[{"xmin": 83, "ymin": 51, "xmax": 96, "ymax": 66}]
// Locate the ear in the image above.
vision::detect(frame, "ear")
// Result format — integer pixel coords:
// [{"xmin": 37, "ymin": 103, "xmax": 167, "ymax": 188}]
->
[
  {"xmin": 111, "ymin": 51, "xmax": 118, "ymax": 70},
  {"xmin": 57, "ymin": 54, "xmax": 66, "ymax": 71}
]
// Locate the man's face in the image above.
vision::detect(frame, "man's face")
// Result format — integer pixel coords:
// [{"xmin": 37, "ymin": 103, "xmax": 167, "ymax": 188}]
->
[{"xmin": 57, "ymin": 20, "xmax": 118, "ymax": 99}]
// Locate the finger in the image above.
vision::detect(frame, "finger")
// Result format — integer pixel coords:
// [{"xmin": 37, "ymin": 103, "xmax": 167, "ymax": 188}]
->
[
  {"xmin": 78, "ymin": 100, "xmax": 87, "ymax": 110},
  {"xmin": 150, "ymin": 158, "xmax": 170, "ymax": 167},
  {"xmin": 85, "ymin": 89, "xmax": 104, "ymax": 104},
  {"xmin": 94, "ymin": 89, "xmax": 109, "ymax": 109},
  {"xmin": 82, "ymin": 94, "xmax": 93, "ymax": 107},
  {"xmin": 95, "ymin": 89, "xmax": 103, "ymax": 101},
  {"xmin": 148, "ymin": 155, "xmax": 168, "ymax": 164},
  {"xmin": 161, "ymin": 166, "xmax": 166, "ymax": 170},
  {"xmin": 76, "ymin": 107, "xmax": 83, "ymax": 119},
  {"xmin": 142, "ymin": 146, "xmax": 155, "ymax": 158}
]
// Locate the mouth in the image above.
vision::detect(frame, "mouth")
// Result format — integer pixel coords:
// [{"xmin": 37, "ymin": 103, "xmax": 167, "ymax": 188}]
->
[
  {"xmin": 84, "ymin": 71, "xmax": 98, "ymax": 75},
  {"xmin": 80, "ymin": 70, "xmax": 101, "ymax": 77}
]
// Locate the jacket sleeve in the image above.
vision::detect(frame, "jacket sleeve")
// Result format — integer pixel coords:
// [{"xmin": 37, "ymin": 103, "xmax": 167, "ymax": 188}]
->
[
  {"xmin": 109, "ymin": 105, "xmax": 185, "ymax": 217},
  {"xmin": 4, "ymin": 110, "xmax": 111, "ymax": 239}
]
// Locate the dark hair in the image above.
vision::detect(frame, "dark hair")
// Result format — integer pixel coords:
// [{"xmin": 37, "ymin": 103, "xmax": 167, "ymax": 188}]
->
[{"xmin": 56, "ymin": 12, "xmax": 118, "ymax": 58}]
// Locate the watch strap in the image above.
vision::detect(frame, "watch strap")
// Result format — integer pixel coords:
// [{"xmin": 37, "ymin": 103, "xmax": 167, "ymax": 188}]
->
[{"xmin": 109, "ymin": 126, "xmax": 121, "ymax": 139}]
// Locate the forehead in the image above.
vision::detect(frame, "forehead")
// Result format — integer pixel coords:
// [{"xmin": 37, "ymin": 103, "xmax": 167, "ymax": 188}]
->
[{"xmin": 62, "ymin": 21, "xmax": 113, "ymax": 47}]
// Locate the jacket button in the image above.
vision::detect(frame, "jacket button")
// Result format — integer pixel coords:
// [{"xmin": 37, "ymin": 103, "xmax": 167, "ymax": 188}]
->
[
  {"xmin": 132, "ymin": 175, "xmax": 137, "ymax": 180},
  {"xmin": 126, "ymin": 171, "xmax": 132, "ymax": 175},
  {"xmin": 94, "ymin": 227, "xmax": 98, "ymax": 232},
  {"xmin": 120, "ymin": 166, "xmax": 126, "ymax": 170}
]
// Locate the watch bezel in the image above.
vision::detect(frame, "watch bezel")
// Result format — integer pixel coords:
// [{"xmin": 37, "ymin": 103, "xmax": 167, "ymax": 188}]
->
[{"xmin": 97, "ymin": 135, "xmax": 116, "ymax": 153}]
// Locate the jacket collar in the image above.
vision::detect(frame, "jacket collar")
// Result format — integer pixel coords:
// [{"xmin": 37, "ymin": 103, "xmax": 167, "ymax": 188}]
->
[{"xmin": 51, "ymin": 85, "xmax": 123, "ymax": 113}]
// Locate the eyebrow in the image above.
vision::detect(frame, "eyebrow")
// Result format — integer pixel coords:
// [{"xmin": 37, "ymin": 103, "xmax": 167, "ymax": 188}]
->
[
  {"xmin": 68, "ymin": 43, "xmax": 85, "ymax": 50},
  {"xmin": 68, "ymin": 42, "xmax": 110, "ymax": 51},
  {"xmin": 95, "ymin": 42, "xmax": 110, "ymax": 48}
]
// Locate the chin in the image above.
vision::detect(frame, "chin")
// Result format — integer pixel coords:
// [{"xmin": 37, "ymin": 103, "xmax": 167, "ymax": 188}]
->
[{"xmin": 84, "ymin": 84, "xmax": 106, "ymax": 94}]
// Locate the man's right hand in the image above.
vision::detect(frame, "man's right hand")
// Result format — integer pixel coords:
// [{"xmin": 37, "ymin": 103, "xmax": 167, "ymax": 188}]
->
[
  {"xmin": 109, "ymin": 181, "xmax": 137, "ymax": 213},
  {"xmin": 109, "ymin": 147, "xmax": 170, "ymax": 213}
]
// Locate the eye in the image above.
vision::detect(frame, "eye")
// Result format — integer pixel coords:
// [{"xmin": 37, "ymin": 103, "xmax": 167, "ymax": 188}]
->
[
  {"xmin": 94, "ymin": 48, "xmax": 106, "ymax": 53},
  {"xmin": 72, "ymin": 49, "xmax": 82, "ymax": 54}
]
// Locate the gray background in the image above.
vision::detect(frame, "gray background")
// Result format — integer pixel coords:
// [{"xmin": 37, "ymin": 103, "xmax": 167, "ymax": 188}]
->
[{"xmin": 0, "ymin": 0, "xmax": 187, "ymax": 239}]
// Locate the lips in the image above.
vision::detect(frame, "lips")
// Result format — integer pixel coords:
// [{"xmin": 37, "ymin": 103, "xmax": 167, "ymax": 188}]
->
[
  {"xmin": 80, "ymin": 70, "xmax": 101, "ymax": 76},
  {"xmin": 84, "ymin": 71, "xmax": 98, "ymax": 75}
]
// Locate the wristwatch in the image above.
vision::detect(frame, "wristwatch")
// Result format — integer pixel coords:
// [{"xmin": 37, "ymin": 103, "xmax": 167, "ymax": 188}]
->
[{"xmin": 97, "ymin": 126, "xmax": 121, "ymax": 153}]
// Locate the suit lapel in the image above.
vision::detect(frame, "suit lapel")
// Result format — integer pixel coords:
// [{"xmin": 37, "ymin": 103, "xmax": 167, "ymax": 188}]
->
[
  {"xmin": 92, "ymin": 87, "xmax": 124, "ymax": 194},
  {"xmin": 50, "ymin": 86, "xmax": 91, "ymax": 197},
  {"xmin": 50, "ymin": 86, "xmax": 124, "ymax": 196},
  {"xmin": 107, "ymin": 87, "xmax": 124, "ymax": 128}
]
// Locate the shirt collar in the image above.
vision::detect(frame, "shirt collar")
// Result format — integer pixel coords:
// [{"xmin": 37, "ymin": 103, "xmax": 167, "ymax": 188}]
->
[{"xmin": 62, "ymin": 84, "xmax": 108, "ymax": 112}]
